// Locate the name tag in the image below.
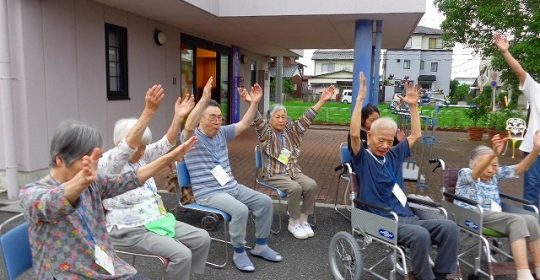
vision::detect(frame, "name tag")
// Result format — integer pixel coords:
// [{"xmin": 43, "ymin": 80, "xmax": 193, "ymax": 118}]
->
[
  {"xmin": 392, "ymin": 183, "xmax": 407, "ymax": 207},
  {"xmin": 277, "ymin": 148, "xmax": 291, "ymax": 165},
  {"xmin": 211, "ymin": 165, "xmax": 231, "ymax": 186},
  {"xmin": 95, "ymin": 245, "xmax": 115, "ymax": 275},
  {"xmin": 491, "ymin": 200, "xmax": 502, "ymax": 212}
]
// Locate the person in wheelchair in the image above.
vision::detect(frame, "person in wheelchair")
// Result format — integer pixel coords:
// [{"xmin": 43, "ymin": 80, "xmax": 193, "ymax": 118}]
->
[
  {"xmin": 355, "ymin": 103, "xmax": 405, "ymax": 149},
  {"xmin": 349, "ymin": 72, "xmax": 459, "ymax": 280},
  {"xmin": 252, "ymin": 85, "xmax": 335, "ymax": 239},
  {"xmin": 455, "ymin": 132, "xmax": 540, "ymax": 280}
]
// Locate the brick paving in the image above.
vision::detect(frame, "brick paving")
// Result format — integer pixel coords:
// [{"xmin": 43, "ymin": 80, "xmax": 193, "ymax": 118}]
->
[{"xmin": 227, "ymin": 126, "xmax": 524, "ymax": 204}]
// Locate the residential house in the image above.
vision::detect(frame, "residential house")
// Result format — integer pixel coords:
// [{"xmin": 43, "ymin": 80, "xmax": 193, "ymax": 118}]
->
[
  {"xmin": 268, "ymin": 57, "xmax": 306, "ymax": 99},
  {"xmin": 384, "ymin": 26, "xmax": 453, "ymax": 96},
  {"xmin": 308, "ymin": 49, "xmax": 354, "ymax": 100}
]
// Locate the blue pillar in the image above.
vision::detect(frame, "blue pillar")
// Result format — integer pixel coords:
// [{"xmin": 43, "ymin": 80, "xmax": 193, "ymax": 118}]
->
[
  {"xmin": 352, "ymin": 20, "xmax": 373, "ymax": 112},
  {"xmin": 231, "ymin": 46, "xmax": 241, "ymax": 122},
  {"xmin": 371, "ymin": 20, "xmax": 383, "ymax": 106}
]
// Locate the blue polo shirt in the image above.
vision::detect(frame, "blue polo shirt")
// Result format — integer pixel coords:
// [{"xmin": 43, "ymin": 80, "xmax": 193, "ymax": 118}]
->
[{"xmin": 350, "ymin": 140, "xmax": 415, "ymax": 218}]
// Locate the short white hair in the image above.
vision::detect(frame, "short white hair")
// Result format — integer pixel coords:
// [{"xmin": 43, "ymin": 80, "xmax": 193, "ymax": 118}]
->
[
  {"xmin": 469, "ymin": 145, "xmax": 493, "ymax": 169},
  {"xmin": 113, "ymin": 118, "xmax": 152, "ymax": 145},
  {"xmin": 370, "ymin": 117, "xmax": 397, "ymax": 135}
]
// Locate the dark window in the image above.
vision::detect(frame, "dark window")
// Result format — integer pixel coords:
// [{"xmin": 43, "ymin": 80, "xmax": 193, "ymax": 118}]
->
[
  {"xmin": 403, "ymin": 60, "xmax": 411, "ymax": 69},
  {"xmin": 420, "ymin": 60, "xmax": 425, "ymax": 70},
  {"xmin": 105, "ymin": 23, "xmax": 129, "ymax": 100},
  {"xmin": 431, "ymin": 62, "xmax": 438, "ymax": 72}
]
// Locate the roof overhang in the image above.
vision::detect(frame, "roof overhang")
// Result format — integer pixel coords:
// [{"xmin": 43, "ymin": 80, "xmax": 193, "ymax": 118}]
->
[{"xmin": 95, "ymin": 0, "xmax": 425, "ymax": 57}]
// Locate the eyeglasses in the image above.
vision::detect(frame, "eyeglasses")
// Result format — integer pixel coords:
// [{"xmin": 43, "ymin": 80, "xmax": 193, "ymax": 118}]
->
[{"xmin": 208, "ymin": 114, "xmax": 225, "ymax": 122}]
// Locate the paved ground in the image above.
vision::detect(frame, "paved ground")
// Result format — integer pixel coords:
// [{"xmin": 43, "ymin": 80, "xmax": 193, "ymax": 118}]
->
[{"xmin": 0, "ymin": 126, "xmax": 525, "ymax": 279}]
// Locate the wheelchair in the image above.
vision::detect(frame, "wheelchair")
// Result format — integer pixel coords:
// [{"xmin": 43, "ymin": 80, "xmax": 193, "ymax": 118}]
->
[
  {"xmin": 328, "ymin": 159, "xmax": 455, "ymax": 280},
  {"xmin": 439, "ymin": 161, "xmax": 539, "ymax": 280}
]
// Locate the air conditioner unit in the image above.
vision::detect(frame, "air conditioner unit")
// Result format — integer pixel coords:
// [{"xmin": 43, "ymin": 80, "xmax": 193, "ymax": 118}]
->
[{"xmin": 396, "ymin": 59, "xmax": 401, "ymax": 62}]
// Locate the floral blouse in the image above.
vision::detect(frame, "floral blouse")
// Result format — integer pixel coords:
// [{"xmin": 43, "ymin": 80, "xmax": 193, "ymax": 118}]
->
[
  {"xmin": 99, "ymin": 136, "xmax": 173, "ymax": 231},
  {"xmin": 19, "ymin": 172, "xmax": 142, "ymax": 279},
  {"xmin": 455, "ymin": 165, "xmax": 518, "ymax": 210}
]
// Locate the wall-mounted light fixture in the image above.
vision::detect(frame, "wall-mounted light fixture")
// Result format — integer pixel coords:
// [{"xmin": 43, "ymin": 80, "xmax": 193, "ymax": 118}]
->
[{"xmin": 154, "ymin": 29, "xmax": 167, "ymax": 46}]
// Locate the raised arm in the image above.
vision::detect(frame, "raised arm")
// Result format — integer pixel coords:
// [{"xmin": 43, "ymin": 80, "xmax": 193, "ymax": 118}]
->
[
  {"xmin": 184, "ymin": 76, "xmax": 213, "ymax": 139},
  {"xmin": 165, "ymin": 94, "xmax": 195, "ymax": 145},
  {"xmin": 312, "ymin": 85, "xmax": 335, "ymax": 112},
  {"xmin": 235, "ymin": 83, "xmax": 263, "ymax": 136},
  {"xmin": 125, "ymin": 85, "xmax": 164, "ymax": 148},
  {"xmin": 400, "ymin": 82, "xmax": 421, "ymax": 147},
  {"xmin": 471, "ymin": 136, "xmax": 501, "ymax": 180},
  {"xmin": 350, "ymin": 72, "xmax": 367, "ymax": 156},
  {"xmin": 494, "ymin": 34, "xmax": 527, "ymax": 86},
  {"xmin": 515, "ymin": 130, "xmax": 540, "ymax": 174},
  {"xmin": 63, "ymin": 148, "xmax": 102, "ymax": 204}
]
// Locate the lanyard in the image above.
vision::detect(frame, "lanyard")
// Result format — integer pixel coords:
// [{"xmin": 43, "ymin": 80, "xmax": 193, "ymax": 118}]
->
[
  {"xmin": 384, "ymin": 163, "xmax": 399, "ymax": 184},
  {"xmin": 77, "ymin": 200, "xmax": 97, "ymax": 245},
  {"xmin": 279, "ymin": 132, "xmax": 286, "ymax": 149},
  {"xmin": 197, "ymin": 129, "xmax": 221, "ymax": 164},
  {"xmin": 365, "ymin": 150, "xmax": 398, "ymax": 183}
]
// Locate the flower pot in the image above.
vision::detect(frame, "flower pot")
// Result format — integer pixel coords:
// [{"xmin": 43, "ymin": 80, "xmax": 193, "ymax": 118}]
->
[{"xmin": 468, "ymin": 127, "xmax": 485, "ymax": 141}]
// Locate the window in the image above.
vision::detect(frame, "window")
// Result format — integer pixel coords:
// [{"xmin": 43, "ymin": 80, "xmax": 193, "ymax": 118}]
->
[
  {"xmin": 321, "ymin": 63, "xmax": 335, "ymax": 73},
  {"xmin": 431, "ymin": 62, "xmax": 438, "ymax": 72},
  {"xmin": 428, "ymin": 38, "xmax": 443, "ymax": 49},
  {"xmin": 403, "ymin": 60, "xmax": 411, "ymax": 69},
  {"xmin": 420, "ymin": 60, "xmax": 425, "ymax": 70},
  {"xmin": 405, "ymin": 38, "xmax": 412, "ymax": 49},
  {"xmin": 105, "ymin": 23, "xmax": 128, "ymax": 100}
]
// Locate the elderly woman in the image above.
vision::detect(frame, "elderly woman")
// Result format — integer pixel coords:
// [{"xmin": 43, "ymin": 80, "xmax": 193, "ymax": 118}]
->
[
  {"xmin": 98, "ymin": 84, "xmax": 210, "ymax": 280},
  {"xmin": 253, "ymin": 85, "xmax": 334, "ymax": 239},
  {"xmin": 455, "ymin": 132, "xmax": 540, "ymax": 280},
  {"xmin": 19, "ymin": 120, "xmax": 197, "ymax": 279}
]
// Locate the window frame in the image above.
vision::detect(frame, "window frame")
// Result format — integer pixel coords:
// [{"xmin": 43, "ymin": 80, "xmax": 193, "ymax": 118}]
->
[
  {"xmin": 428, "ymin": 38, "xmax": 443, "ymax": 49},
  {"xmin": 105, "ymin": 23, "xmax": 129, "ymax": 100},
  {"xmin": 321, "ymin": 63, "xmax": 335, "ymax": 74},
  {"xmin": 403, "ymin": 59, "xmax": 411, "ymax": 69},
  {"xmin": 430, "ymin": 62, "xmax": 438, "ymax": 72}
]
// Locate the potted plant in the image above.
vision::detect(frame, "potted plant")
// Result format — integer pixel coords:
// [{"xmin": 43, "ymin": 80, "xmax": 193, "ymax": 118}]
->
[
  {"xmin": 465, "ymin": 87, "xmax": 491, "ymax": 141},
  {"xmin": 486, "ymin": 110, "xmax": 508, "ymax": 140}
]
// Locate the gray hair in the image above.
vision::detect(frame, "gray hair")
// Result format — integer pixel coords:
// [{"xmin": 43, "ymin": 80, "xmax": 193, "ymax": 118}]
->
[
  {"xmin": 370, "ymin": 117, "xmax": 397, "ymax": 135},
  {"xmin": 469, "ymin": 145, "xmax": 494, "ymax": 168},
  {"xmin": 113, "ymin": 118, "xmax": 152, "ymax": 145},
  {"xmin": 266, "ymin": 104, "xmax": 287, "ymax": 119},
  {"xmin": 50, "ymin": 120, "xmax": 103, "ymax": 167}
]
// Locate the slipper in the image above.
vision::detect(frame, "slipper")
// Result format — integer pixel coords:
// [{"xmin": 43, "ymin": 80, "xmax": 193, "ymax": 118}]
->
[
  {"xmin": 233, "ymin": 252, "xmax": 255, "ymax": 272},
  {"xmin": 250, "ymin": 247, "xmax": 283, "ymax": 262}
]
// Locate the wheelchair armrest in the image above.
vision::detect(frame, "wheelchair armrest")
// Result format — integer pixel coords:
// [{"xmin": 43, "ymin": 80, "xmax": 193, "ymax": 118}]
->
[
  {"xmin": 500, "ymin": 192, "xmax": 534, "ymax": 205},
  {"xmin": 353, "ymin": 198, "xmax": 392, "ymax": 213},
  {"xmin": 443, "ymin": 191, "xmax": 479, "ymax": 206},
  {"xmin": 408, "ymin": 196, "xmax": 441, "ymax": 208}
]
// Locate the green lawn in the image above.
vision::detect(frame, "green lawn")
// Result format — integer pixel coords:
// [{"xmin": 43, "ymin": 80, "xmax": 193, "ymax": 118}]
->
[{"xmin": 279, "ymin": 101, "xmax": 478, "ymax": 129}]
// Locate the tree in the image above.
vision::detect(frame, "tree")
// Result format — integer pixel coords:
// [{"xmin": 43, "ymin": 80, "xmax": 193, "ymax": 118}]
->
[{"xmin": 435, "ymin": 0, "xmax": 540, "ymax": 92}]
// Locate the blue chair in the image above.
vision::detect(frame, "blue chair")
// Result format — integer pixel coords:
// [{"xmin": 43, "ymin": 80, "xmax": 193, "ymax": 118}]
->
[
  {"xmin": 254, "ymin": 145, "xmax": 317, "ymax": 234},
  {"xmin": 175, "ymin": 161, "xmax": 231, "ymax": 268},
  {"xmin": 333, "ymin": 142, "xmax": 354, "ymax": 221},
  {"xmin": 0, "ymin": 213, "xmax": 32, "ymax": 280}
]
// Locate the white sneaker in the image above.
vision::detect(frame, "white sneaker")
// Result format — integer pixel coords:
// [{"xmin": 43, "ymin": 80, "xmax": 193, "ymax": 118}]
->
[
  {"xmin": 301, "ymin": 223, "xmax": 314, "ymax": 238},
  {"xmin": 288, "ymin": 224, "xmax": 309, "ymax": 239}
]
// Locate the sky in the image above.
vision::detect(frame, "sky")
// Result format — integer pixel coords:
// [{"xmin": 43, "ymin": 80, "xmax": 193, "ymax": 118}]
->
[{"xmin": 297, "ymin": 1, "xmax": 481, "ymax": 79}]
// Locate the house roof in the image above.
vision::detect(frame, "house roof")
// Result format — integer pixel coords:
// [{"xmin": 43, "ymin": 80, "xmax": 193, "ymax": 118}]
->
[
  {"xmin": 310, "ymin": 69, "xmax": 353, "ymax": 78},
  {"xmin": 413, "ymin": 26, "xmax": 442, "ymax": 35},
  {"xmin": 312, "ymin": 49, "xmax": 354, "ymax": 60},
  {"xmin": 268, "ymin": 63, "xmax": 302, "ymax": 78}
]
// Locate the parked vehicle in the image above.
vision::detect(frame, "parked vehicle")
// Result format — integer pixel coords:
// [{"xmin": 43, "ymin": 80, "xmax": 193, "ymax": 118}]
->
[{"xmin": 342, "ymin": 89, "xmax": 353, "ymax": 104}]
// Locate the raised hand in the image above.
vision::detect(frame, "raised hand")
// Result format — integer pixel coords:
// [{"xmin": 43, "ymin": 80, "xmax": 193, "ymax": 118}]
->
[
  {"xmin": 170, "ymin": 136, "xmax": 198, "ymax": 160},
  {"xmin": 533, "ymin": 130, "xmax": 540, "ymax": 150},
  {"xmin": 399, "ymin": 81, "xmax": 420, "ymax": 106},
  {"xmin": 251, "ymin": 83, "xmax": 263, "ymax": 104},
  {"xmin": 490, "ymin": 134, "xmax": 507, "ymax": 155},
  {"xmin": 320, "ymin": 85, "xmax": 335, "ymax": 102},
  {"xmin": 145, "ymin": 85, "xmax": 165, "ymax": 112},
  {"xmin": 202, "ymin": 76, "xmax": 214, "ymax": 99},
  {"xmin": 494, "ymin": 33, "xmax": 509, "ymax": 53},
  {"xmin": 175, "ymin": 94, "xmax": 195, "ymax": 118},
  {"xmin": 356, "ymin": 72, "xmax": 367, "ymax": 105},
  {"xmin": 74, "ymin": 148, "xmax": 102, "ymax": 186}
]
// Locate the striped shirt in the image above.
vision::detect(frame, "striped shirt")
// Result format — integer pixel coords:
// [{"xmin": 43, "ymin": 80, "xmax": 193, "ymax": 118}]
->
[
  {"xmin": 182, "ymin": 125, "xmax": 238, "ymax": 200},
  {"xmin": 253, "ymin": 108, "xmax": 317, "ymax": 178}
]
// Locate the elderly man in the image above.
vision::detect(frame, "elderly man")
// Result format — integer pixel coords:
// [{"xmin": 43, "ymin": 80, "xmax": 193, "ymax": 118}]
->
[
  {"xmin": 181, "ymin": 77, "xmax": 281, "ymax": 272},
  {"xmin": 349, "ymin": 72, "xmax": 459, "ymax": 280}
]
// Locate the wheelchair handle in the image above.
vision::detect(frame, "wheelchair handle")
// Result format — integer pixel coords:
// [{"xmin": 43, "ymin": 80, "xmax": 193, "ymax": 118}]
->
[
  {"xmin": 429, "ymin": 158, "xmax": 444, "ymax": 172},
  {"xmin": 443, "ymin": 191, "xmax": 479, "ymax": 206},
  {"xmin": 408, "ymin": 196, "xmax": 441, "ymax": 208},
  {"xmin": 353, "ymin": 198, "xmax": 392, "ymax": 213}
]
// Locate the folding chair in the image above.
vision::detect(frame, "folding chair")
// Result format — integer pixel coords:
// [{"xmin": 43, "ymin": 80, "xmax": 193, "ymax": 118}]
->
[
  {"xmin": 115, "ymin": 250, "xmax": 168, "ymax": 280},
  {"xmin": 254, "ymin": 145, "xmax": 317, "ymax": 233},
  {"xmin": 0, "ymin": 213, "xmax": 32, "ymax": 280},
  {"xmin": 175, "ymin": 160, "xmax": 231, "ymax": 268},
  {"xmin": 333, "ymin": 142, "xmax": 354, "ymax": 221},
  {"xmin": 440, "ymin": 165, "xmax": 538, "ymax": 280},
  {"xmin": 504, "ymin": 117, "xmax": 526, "ymax": 158}
]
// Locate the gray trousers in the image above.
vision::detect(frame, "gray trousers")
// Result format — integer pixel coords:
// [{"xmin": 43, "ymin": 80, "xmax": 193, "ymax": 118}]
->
[
  {"xmin": 197, "ymin": 184, "xmax": 273, "ymax": 248},
  {"xmin": 398, "ymin": 216, "xmax": 459, "ymax": 280},
  {"xmin": 108, "ymin": 221, "xmax": 211, "ymax": 280},
  {"xmin": 265, "ymin": 173, "xmax": 318, "ymax": 220},
  {"xmin": 483, "ymin": 211, "xmax": 540, "ymax": 242}
]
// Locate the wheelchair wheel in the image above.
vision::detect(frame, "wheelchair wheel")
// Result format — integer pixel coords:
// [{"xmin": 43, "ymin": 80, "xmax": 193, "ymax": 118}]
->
[
  {"xmin": 329, "ymin": 231, "xmax": 362, "ymax": 280},
  {"xmin": 201, "ymin": 213, "xmax": 219, "ymax": 231}
]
